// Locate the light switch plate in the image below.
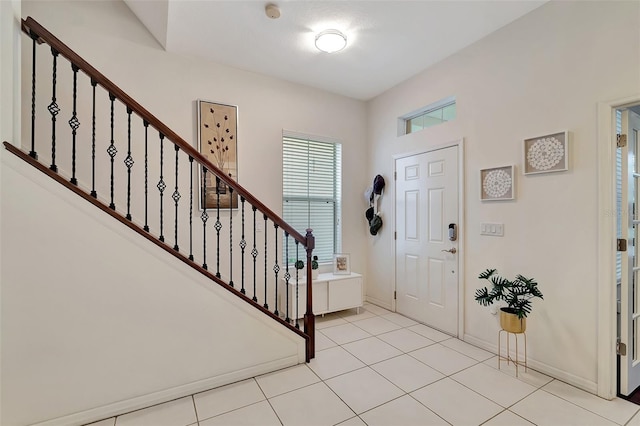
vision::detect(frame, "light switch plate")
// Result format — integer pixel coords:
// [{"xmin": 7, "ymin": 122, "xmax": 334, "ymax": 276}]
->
[{"xmin": 481, "ymin": 222, "xmax": 504, "ymax": 236}]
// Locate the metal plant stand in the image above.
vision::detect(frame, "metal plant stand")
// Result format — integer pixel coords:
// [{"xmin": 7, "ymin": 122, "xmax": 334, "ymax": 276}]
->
[{"xmin": 498, "ymin": 329, "xmax": 527, "ymax": 377}]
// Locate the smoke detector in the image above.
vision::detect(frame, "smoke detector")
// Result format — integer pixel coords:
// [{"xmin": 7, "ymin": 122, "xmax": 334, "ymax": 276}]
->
[{"xmin": 265, "ymin": 4, "xmax": 280, "ymax": 19}]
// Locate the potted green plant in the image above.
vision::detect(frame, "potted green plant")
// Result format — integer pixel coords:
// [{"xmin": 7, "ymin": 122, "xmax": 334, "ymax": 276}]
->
[{"xmin": 474, "ymin": 268, "xmax": 543, "ymax": 333}]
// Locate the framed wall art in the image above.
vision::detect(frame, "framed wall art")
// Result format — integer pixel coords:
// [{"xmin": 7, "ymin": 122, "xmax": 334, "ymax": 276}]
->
[
  {"xmin": 333, "ymin": 253, "xmax": 351, "ymax": 275},
  {"xmin": 197, "ymin": 100, "xmax": 238, "ymax": 209},
  {"xmin": 523, "ymin": 131, "xmax": 568, "ymax": 175},
  {"xmin": 481, "ymin": 165, "xmax": 515, "ymax": 201}
]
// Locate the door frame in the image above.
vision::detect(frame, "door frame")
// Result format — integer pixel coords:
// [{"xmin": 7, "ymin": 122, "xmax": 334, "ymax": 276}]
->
[
  {"xmin": 392, "ymin": 138, "xmax": 465, "ymax": 338},
  {"xmin": 597, "ymin": 94, "xmax": 640, "ymax": 399}
]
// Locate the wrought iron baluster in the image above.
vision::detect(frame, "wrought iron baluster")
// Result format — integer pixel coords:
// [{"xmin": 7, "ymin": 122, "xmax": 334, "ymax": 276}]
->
[
  {"xmin": 90, "ymin": 79, "xmax": 97, "ymax": 198},
  {"xmin": 202, "ymin": 168, "xmax": 209, "ymax": 270},
  {"xmin": 48, "ymin": 48, "xmax": 59, "ymax": 172},
  {"xmin": 173, "ymin": 145, "xmax": 181, "ymax": 251},
  {"xmin": 124, "ymin": 108, "xmax": 134, "ymax": 220},
  {"xmin": 285, "ymin": 232, "xmax": 290, "ymax": 323},
  {"xmin": 189, "ymin": 156, "xmax": 194, "ymax": 261},
  {"xmin": 229, "ymin": 186, "xmax": 234, "ymax": 287},
  {"xmin": 69, "ymin": 64, "xmax": 80, "ymax": 186},
  {"xmin": 158, "ymin": 133, "xmax": 166, "ymax": 242},
  {"xmin": 273, "ymin": 224, "xmax": 280, "ymax": 316},
  {"xmin": 215, "ymin": 176, "xmax": 222, "ymax": 279},
  {"xmin": 240, "ymin": 197, "xmax": 246, "ymax": 294},
  {"xmin": 252, "ymin": 206, "xmax": 258, "ymax": 302},
  {"xmin": 29, "ymin": 32, "xmax": 37, "ymax": 160},
  {"xmin": 295, "ymin": 241, "xmax": 300, "ymax": 328},
  {"xmin": 263, "ymin": 214, "xmax": 268, "ymax": 310},
  {"xmin": 107, "ymin": 94, "xmax": 117, "ymax": 210},
  {"xmin": 143, "ymin": 121, "xmax": 149, "ymax": 231}
]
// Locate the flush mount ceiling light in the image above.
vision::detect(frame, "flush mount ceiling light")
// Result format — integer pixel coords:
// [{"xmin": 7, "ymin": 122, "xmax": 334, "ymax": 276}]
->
[{"xmin": 315, "ymin": 29, "xmax": 347, "ymax": 53}]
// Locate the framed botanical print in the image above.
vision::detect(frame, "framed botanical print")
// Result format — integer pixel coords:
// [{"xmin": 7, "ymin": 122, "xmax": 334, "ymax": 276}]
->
[{"xmin": 197, "ymin": 100, "xmax": 238, "ymax": 209}]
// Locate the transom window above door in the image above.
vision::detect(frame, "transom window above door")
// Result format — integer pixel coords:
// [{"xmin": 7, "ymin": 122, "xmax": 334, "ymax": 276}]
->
[{"xmin": 400, "ymin": 96, "xmax": 456, "ymax": 136}]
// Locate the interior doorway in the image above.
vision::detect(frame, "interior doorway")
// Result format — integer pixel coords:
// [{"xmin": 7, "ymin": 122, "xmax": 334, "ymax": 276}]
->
[
  {"xmin": 596, "ymin": 95, "xmax": 640, "ymax": 400},
  {"xmin": 617, "ymin": 104, "xmax": 640, "ymax": 399}
]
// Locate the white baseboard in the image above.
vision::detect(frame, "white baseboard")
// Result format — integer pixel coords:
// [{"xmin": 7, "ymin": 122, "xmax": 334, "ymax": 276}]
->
[
  {"xmin": 33, "ymin": 356, "xmax": 300, "ymax": 426},
  {"xmin": 365, "ymin": 295, "xmax": 392, "ymax": 310},
  {"xmin": 463, "ymin": 334, "xmax": 597, "ymax": 395}
]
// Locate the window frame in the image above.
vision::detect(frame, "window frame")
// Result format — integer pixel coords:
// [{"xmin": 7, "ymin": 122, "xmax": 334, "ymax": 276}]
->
[
  {"xmin": 282, "ymin": 131, "xmax": 342, "ymax": 264},
  {"xmin": 399, "ymin": 96, "xmax": 456, "ymax": 136}
]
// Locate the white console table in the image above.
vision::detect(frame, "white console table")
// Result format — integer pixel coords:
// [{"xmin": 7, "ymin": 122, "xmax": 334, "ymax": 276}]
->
[{"xmin": 279, "ymin": 272, "xmax": 363, "ymax": 319}]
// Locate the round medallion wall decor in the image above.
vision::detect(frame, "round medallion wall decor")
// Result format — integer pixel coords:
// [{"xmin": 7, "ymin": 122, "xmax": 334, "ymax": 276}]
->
[
  {"xmin": 483, "ymin": 169, "xmax": 512, "ymax": 198},
  {"xmin": 526, "ymin": 136, "xmax": 564, "ymax": 171}
]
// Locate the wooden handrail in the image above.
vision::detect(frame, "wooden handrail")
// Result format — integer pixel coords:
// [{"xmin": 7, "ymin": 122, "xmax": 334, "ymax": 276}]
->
[{"xmin": 21, "ymin": 17, "xmax": 306, "ymax": 245}]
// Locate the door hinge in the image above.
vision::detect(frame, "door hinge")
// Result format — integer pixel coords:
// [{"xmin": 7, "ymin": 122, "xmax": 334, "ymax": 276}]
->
[
  {"xmin": 394, "ymin": 171, "xmax": 397, "ymax": 180},
  {"xmin": 618, "ymin": 133, "xmax": 628, "ymax": 148},
  {"xmin": 394, "ymin": 231, "xmax": 397, "ymax": 240},
  {"xmin": 394, "ymin": 291, "xmax": 397, "ymax": 300},
  {"xmin": 617, "ymin": 339, "xmax": 627, "ymax": 356},
  {"xmin": 618, "ymin": 238, "xmax": 628, "ymax": 252}
]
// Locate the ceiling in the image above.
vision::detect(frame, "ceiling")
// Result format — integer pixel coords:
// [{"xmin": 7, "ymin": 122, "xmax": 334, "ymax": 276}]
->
[{"xmin": 124, "ymin": 1, "xmax": 547, "ymax": 101}]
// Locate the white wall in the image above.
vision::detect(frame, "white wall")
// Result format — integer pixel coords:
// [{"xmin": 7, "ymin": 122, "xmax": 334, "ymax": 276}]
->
[
  {"xmin": 1, "ymin": 0, "xmax": 22, "ymax": 250},
  {"xmin": 367, "ymin": 0, "xmax": 640, "ymax": 392},
  {"xmin": 0, "ymin": 0, "xmax": 21, "ymax": 146},
  {"xmin": 1, "ymin": 151, "xmax": 305, "ymax": 426},
  {"xmin": 0, "ymin": 2, "xmax": 21, "ymax": 423}
]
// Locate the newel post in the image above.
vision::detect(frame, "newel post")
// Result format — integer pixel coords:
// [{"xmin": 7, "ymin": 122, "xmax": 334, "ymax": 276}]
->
[{"xmin": 304, "ymin": 228, "xmax": 315, "ymax": 361}]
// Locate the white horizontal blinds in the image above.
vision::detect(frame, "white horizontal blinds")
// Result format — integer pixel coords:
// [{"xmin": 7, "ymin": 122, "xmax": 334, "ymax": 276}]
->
[{"xmin": 283, "ymin": 133, "xmax": 341, "ymax": 263}]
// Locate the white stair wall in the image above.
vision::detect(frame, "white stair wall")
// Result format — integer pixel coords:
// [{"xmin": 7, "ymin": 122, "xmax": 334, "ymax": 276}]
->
[{"xmin": 0, "ymin": 150, "xmax": 305, "ymax": 426}]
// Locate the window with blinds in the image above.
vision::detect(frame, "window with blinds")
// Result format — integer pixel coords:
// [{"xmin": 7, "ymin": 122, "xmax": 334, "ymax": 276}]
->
[{"xmin": 282, "ymin": 132, "xmax": 342, "ymax": 264}]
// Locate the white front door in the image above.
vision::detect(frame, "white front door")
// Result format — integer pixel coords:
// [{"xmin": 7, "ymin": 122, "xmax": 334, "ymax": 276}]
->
[
  {"xmin": 620, "ymin": 109, "xmax": 640, "ymax": 396},
  {"xmin": 395, "ymin": 146, "xmax": 459, "ymax": 335}
]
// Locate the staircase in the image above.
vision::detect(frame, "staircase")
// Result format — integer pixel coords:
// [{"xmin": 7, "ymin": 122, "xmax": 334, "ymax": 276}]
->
[{"xmin": 2, "ymin": 16, "xmax": 316, "ymax": 426}]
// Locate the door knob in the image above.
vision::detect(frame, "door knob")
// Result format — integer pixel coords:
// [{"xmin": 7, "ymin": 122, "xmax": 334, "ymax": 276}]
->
[{"xmin": 441, "ymin": 248, "xmax": 457, "ymax": 254}]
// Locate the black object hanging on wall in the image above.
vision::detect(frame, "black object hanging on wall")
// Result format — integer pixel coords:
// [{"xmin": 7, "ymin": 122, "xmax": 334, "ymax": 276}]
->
[{"xmin": 365, "ymin": 174, "xmax": 385, "ymax": 235}]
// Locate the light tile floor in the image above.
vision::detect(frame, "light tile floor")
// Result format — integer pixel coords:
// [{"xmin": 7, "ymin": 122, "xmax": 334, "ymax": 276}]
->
[{"xmin": 87, "ymin": 303, "xmax": 640, "ymax": 426}]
